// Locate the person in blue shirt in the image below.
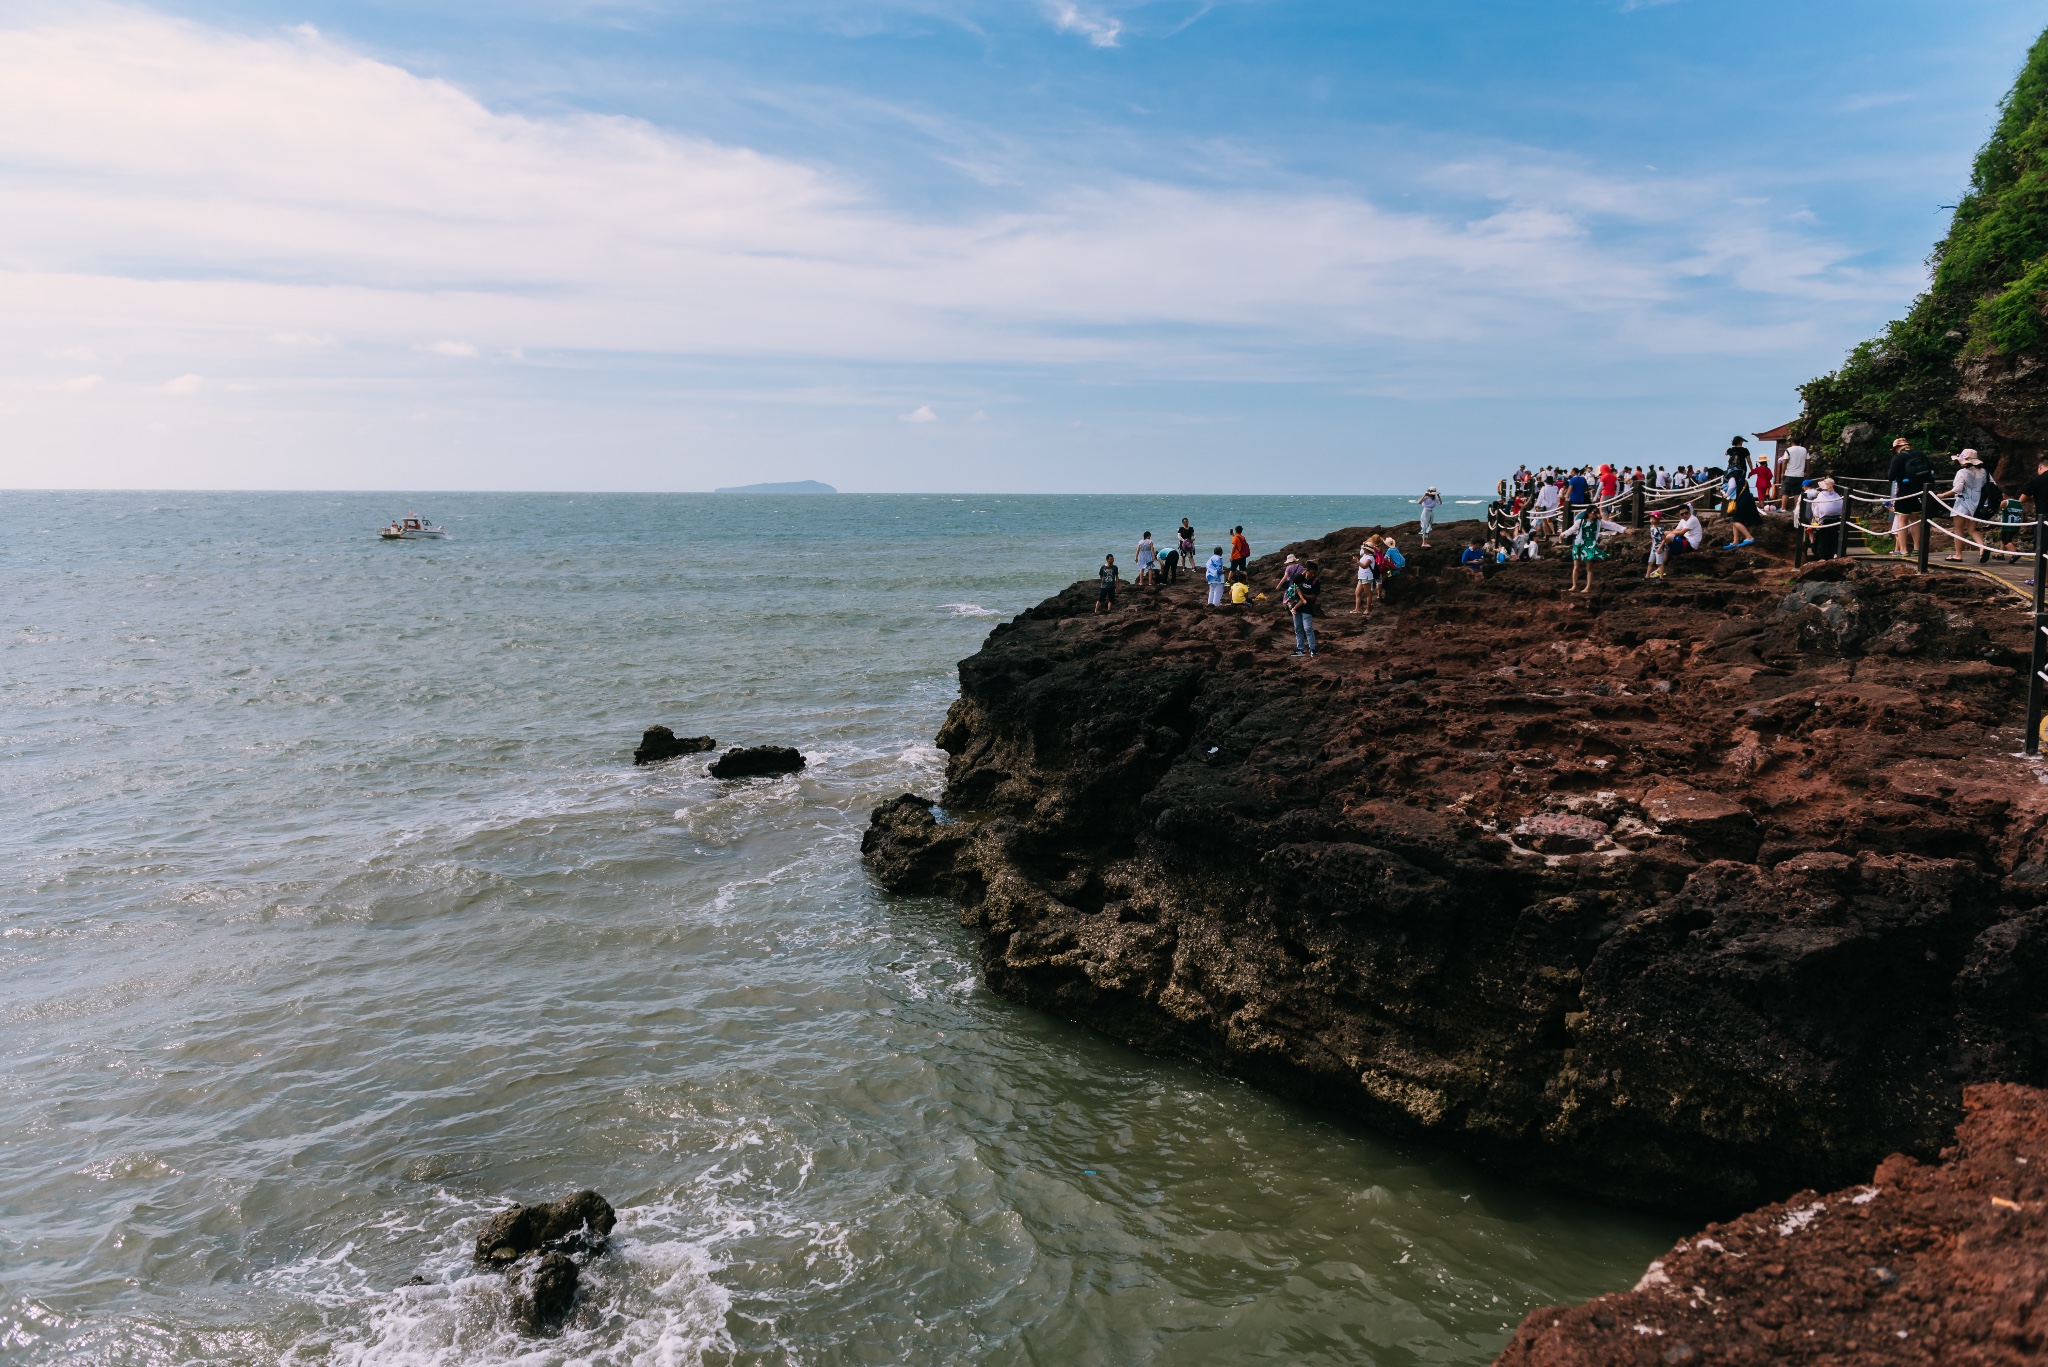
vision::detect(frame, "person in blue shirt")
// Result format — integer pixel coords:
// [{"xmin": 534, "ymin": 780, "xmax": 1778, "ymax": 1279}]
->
[
  {"xmin": 1459, "ymin": 541, "xmax": 1486, "ymax": 569},
  {"xmin": 1205, "ymin": 546, "xmax": 1227, "ymax": 606}
]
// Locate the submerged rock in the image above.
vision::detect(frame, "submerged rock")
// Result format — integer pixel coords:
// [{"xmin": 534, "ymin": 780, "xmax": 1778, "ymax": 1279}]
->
[
  {"xmin": 862, "ymin": 520, "xmax": 2048, "ymax": 1212},
  {"xmin": 707, "ymin": 745, "xmax": 806, "ymax": 779},
  {"xmin": 510, "ymin": 1251, "xmax": 580, "ymax": 1335},
  {"xmin": 634, "ymin": 726, "xmax": 717, "ymax": 765},
  {"xmin": 1496, "ymin": 1083, "xmax": 2048, "ymax": 1366}
]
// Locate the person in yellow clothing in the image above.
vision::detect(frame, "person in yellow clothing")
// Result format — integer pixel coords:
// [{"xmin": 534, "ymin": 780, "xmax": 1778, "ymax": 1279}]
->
[{"xmin": 1229, "ymin": 574, "xmax": 1250, "ymax": 605}]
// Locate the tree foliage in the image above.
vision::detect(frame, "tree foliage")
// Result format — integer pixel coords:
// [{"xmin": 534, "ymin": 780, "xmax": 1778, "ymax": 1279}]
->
[{"xmin": 1795, "ymin": 27, "xmax": 2048, "ymax": 475}]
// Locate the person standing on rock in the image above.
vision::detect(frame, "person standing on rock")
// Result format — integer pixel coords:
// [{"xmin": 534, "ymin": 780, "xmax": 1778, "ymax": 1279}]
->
[
  {"xmin": 1284, "ymin": 560, "xmax": 1320, "ymax": 657},
  {"xmin": 1095, "ymin": 554, "xmax": 1120, "ymax": 614},
  {"xmin": 1205, "ymin": 546, "xmax": 1227, "ymax": 606},
  {"xmin": 1354, "ymin": 540, "xmax": 1377, "ymax": 614},
  {"xmin": 1229, "ymin": 526, "xmax": 1250, "ymax": 575},
  {"xmin": 1135, "ymin": 531, "xmax": 1157, "ymax": 587},
  {"xmin": 1418, "ymin": 487, "xmax": 1442, "ymax": 545},
  {"xmin": 1567, "ymin": 506, "xmax": 1608, "ymax": 593},
  {"xmin": 1178, "ymin": 522, "xmax": 1196, "ymax": 574}
]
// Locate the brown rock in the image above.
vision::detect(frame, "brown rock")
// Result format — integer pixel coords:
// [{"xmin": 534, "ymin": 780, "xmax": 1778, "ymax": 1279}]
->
[
  {"xmin": 633, "ymin": 725, "xmax": 716, "ymax": 765},
  {"xmin": 1495, "ymin": 1083, "xmax": 2048, "ymax": 1366},
  {"xmin": 862, "ymin": 520, "xmax": 2048, "ymax": 1211}
]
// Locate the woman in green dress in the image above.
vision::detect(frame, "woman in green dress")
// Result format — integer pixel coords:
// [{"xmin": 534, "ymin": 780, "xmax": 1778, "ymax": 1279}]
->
[{"xmin": 1568, "ymin": 507, "xmax": 1608, "ymax": 594}]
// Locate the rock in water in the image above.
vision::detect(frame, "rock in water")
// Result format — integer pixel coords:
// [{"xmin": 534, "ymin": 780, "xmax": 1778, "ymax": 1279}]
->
[
  {"xmin": 474, "ymin": 1190, "xmax": 617, "ymax": 1265},
  {"xmin": 634, "ymin": 725, "xmax": 717, "ymax": 765},
  {"xmin": 707, "ymin": 745, "xmax": 806, "ymax": 779},
  {"xmin": 510, "ymin": 1251, "xmax": 580, "ymax": 1335},
  {"xmin": 1495, "ymin": 1083, "xmax": 2048, "ymax": 1366}
]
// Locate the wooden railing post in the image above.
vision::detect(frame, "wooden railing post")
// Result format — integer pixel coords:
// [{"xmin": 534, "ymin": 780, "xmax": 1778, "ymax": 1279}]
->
[{"xmin": 1916, "ymin": 492, "xmax": 1932, "ymax": 574}]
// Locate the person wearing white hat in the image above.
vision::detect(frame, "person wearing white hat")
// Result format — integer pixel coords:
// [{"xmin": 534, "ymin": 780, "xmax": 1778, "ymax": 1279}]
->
[
  {"xmin": 1946, "ymin": 449, "xmax": 1987, "ymax": 561},
  {"xmin": 1417, "ymin": 487, "xmax": 1442, "ymax": 545}
]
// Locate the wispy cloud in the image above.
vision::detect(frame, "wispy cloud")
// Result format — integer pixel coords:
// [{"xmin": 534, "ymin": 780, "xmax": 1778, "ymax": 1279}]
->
[
  {"xmin": 1047, "ymin": 1, "xmax": 1122, "ymax": 48},
  {"xmin": 0, "ymin": 0, "xmax": 1891, "ymax": 473},
  {"xmin": 153, "ymin": 373, "xmax": 202, "ymax": 393}
]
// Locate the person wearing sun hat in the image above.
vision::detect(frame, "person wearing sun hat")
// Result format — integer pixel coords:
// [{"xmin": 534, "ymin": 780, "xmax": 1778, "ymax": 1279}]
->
[
  {"xmin": 1946, "ymin": 448, "xmax": 1988, "ymax": 560},
  {"xmin": 1418, "ymin": 486, "xmax": 1442, "ymax": 545}
]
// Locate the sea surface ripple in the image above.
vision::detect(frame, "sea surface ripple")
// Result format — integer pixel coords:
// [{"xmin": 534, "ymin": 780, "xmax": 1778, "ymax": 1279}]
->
[{"xmin": 0, "ymin": 492, "xmax": 1679, "ymax": 1365}]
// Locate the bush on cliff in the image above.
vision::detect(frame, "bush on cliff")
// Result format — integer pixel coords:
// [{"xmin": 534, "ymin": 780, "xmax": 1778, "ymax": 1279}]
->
[{"xmin": 1796, "ymin": 27, "xmax": 2048, "ymax": 475}]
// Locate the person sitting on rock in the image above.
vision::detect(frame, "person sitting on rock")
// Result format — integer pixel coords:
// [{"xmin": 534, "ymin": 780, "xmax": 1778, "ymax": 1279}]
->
[
  {"xmin": 1460, "ymin": 540, "xmax": 1486, "ymax": 570},
  {"xmin": 1229, "ymin": 570, "xmax": 1250, "ymax": 605}
]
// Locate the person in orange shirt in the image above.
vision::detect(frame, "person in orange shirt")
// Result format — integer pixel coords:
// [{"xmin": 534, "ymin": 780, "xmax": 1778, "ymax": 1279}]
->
[{"xmin": 1228, "ymin": 526, "xmax": 1250, "ymax": 574}]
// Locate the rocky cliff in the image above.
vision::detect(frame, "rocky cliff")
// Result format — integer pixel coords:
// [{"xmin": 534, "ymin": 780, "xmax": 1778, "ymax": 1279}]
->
[
  {"xmin": 863, "ymin": 525, "xmax": 2048, "ymax": 1213},
  {"xmin": 1496, "ymin": 1082, "xmax": 2048, "ymax": 1366}
]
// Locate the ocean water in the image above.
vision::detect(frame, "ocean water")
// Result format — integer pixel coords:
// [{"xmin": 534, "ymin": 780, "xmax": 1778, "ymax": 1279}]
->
[{"xmin": 0, "ymin": 492, "xmax": 1677, "ymax": 1367}]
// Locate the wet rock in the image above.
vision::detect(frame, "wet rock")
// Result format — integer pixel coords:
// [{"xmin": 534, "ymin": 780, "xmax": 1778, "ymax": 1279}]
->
[
  {"xmin": 474, "ymin": 1190, "xmax": 617, "ymax": 1265},
  {"xmin": 1495, "ymin": 1083, "xmax": 2048, "ymax": 1366},
  {"xmin": 510, "ymin": 1251, "xmax": 580, "ymax": 1335},
  {"xmin": 633, "ymin": 726, "xmax": 716, "ymax": 765},
  {"xmin": 706, "ymin": 745, "xmax": 807, "ymax": 779},
  {"xmin": 862, "ymin": 520, "xmax": 2048, "ymax": 1212}
]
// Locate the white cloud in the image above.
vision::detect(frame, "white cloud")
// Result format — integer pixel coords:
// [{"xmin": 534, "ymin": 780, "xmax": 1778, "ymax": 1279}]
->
[
  {"xmin": 901, "ymin": 404, "xmax": 939, "ymax": 422},
  {"xmin": 0, "ymin": 6, "xmax": 1876, "ymax": 420},
  {"xmin": 1048, "ymin": 1, "xmax": 1122, "ymax": 47},
  {"xmin": 52, "ymin": 345, "xmax": 97, "ymax": 360},
  {"xmin": 154, "ymin": 373, "xmax": 202, "ymax": 393},
  {"xmin": 45, "ymin": 374, "xmax": 103, "ymax": 392}
]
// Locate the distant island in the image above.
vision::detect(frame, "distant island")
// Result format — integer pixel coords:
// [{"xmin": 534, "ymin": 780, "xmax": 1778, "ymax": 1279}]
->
[{"xmin": 712, "ymin": 480, "xmax": 837, "ymax": 494}]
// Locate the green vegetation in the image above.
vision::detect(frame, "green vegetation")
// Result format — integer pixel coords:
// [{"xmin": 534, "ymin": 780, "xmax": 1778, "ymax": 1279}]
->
[{"xmin": 1795, "ymin": 27, "xmax": 2048, "ymax": 474}]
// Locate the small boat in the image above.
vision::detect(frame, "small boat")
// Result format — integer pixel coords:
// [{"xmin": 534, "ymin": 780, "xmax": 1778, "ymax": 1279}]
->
[{"xmin": 379, "ymin": 513, "xmax": 448, "ymax": 540}]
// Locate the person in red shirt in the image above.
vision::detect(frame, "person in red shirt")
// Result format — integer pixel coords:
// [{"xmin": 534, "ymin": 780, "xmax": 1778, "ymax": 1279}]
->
[
  {"xmin": 1753, "ymin": 463, "xmax": 1773, "ymax": 503},
  {"xmin": 1598, "ymin": 464, "xmax": 1618, "ymax": 502},
  {"xmin": 1229, "ymin": 527, "xmax": 1250, "ymax": 574}
]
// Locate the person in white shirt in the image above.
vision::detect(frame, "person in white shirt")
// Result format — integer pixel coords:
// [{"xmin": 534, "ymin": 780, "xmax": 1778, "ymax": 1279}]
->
[
  {"xmin": 1805, "ymin": 479, "xmax": 1846, "ymax": 558},
  {"xmin": 1777, "ymin": 444, "xmax": 1808, "ymax": 510},
  {"xmin": 1417, "ymin": 487, "xmax": 1443, "ymax": 545},
  {"xmin": 1947, "ymin": 449, "xmax": 1988, "ymax": 561},
  {"xmin": 1673, "ymin": 505, "xmax": 1704, "ymax": 556},
  {"xmin": 1205, "ymin": 547, "xmax": 1227, "ymax": 606},
  {"xmin": 1534, "ymin": 478, "xmax": 1561, "ymax": 528}
]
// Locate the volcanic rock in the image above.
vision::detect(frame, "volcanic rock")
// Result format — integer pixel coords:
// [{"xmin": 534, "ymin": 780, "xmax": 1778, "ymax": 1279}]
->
[
  {"xmin": 707, "ymin": 745, "xmax": 807, "ymax": 779},
  {"xmin": 510, "ymin": 1251, "xmax": 580, "ymax": 1335},
  {"xmin": 1495, "ymin": 1083, "xmax": 2048, "ymax": 1366},
  {"xmin": 473, "ymin": 1189, "xmax": 617, "ymax": 1265},
  {"xmin": 633, "ymin": 726, "xmax": 717, "ymax": 765},
  {"xmin": 862, "ymin": 518, "xmax": 2048, "ymax": 1211}
]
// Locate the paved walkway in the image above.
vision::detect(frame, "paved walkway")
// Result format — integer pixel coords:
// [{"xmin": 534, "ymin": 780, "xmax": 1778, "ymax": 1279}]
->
[{"xmin": 1844, "ymin": 544, "xmax": 2036, "ymax": 603}]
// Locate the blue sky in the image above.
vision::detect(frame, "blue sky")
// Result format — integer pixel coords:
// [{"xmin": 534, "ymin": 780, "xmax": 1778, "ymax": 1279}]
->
[{"xmin": 2, "ymin": 0, "xmax": 2043, "ymax": 492}]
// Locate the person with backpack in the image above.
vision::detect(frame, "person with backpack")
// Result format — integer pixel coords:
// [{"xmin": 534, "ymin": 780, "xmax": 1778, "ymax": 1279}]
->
[{"xmin": 1889, "ymin": 436, "xmax": 1935, "ymax": 560}]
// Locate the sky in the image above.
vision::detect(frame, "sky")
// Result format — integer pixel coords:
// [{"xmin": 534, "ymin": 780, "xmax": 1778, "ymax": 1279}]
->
[{"xmin": 1, "ymin": 0, "xmax": 2043, "ymax": 493}]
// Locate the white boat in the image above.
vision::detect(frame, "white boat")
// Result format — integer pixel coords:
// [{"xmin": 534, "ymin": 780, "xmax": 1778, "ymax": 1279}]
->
[{"xmin": 379, "ymin": 513, "xmax": 448, "ymax": 540}]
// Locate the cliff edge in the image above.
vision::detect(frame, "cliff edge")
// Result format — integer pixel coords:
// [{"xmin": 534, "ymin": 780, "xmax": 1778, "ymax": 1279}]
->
[{"xmin": 863, "ymin": 523, "xmax": 2048, "ymax": 1212}]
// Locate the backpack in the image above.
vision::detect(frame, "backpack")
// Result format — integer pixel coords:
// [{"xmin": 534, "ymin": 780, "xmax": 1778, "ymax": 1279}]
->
[{"xmin": 1900, "ymin": 449, "xmax": 1934, "ymax": 491}]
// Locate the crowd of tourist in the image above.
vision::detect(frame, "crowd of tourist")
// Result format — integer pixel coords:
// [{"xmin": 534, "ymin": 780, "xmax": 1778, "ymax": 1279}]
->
[{"xmin": 1087, "ymin": 433, "xmax": 2048, "ymax": 653}]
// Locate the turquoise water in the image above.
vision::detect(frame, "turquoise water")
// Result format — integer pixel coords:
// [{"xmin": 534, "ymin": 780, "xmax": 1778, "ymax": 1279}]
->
[{"xmin": 0, "ymin": 492, "xmax": 1676, "ymax": 1366}]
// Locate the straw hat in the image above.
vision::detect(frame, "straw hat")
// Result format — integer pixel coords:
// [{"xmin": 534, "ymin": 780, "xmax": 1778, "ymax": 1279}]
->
[
  {"xmin": 1284, "ymin": 553, "xmax": 1300, "ymax": 565},
  {"xmin": 1957, "ymin": 448, "xmax": 1983, "ymax": 466}
]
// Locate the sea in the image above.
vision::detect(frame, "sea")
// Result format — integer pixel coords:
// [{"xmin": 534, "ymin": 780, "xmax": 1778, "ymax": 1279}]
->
[{"xmin": 0, "ymin": 491, "xmax": 1679, "ymax": 1366}]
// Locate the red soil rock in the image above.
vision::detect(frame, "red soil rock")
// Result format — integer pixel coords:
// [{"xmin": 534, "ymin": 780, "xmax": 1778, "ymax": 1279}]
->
[
  {"xmin": 1496, "ymin": 1082, "xmax": 2048, "ymax": 1366},
  {"xmin": 863, "ymin": 518, "xmax": 2048, "ymax": 1211}
]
